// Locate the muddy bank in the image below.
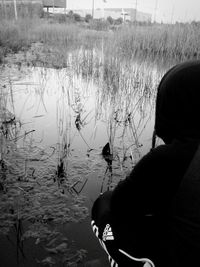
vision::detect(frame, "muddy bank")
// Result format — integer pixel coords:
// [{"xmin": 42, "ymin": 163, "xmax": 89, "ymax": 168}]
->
[{"xmin": 2, "ymin": 42, "xmax": 68, "ymax": 69}]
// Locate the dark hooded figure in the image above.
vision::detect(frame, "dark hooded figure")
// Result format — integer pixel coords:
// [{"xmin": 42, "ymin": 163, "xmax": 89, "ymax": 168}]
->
[{"xmin": 91, "ymin": 60, "xmax": 200, "ymax": 267}]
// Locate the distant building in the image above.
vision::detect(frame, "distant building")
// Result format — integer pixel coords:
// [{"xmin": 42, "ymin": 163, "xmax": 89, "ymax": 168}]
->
[
  {"xmin": 41, "ymin": 0, "xmax": 152, "ymax": 23},
  {"xmin": 42, "ymin": 0, "xmax": 65, "ymax": 9},
  {"xmin": 89, "ymin": 8, "xmax": 152, "ymax": 23}
]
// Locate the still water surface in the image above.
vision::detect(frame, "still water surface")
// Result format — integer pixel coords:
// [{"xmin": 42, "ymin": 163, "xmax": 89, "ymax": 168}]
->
[{"xmin": 0, "ymin": 62, "xmax": 166, "ymax": 266}]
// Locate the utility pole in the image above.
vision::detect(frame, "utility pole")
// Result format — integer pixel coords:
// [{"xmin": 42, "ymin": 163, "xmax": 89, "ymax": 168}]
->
[
  {"xmin": 134, "ymin": 0, "xmax": 138, "ymax": 22},
  {"xmin": 184, "ymin": 10, "xmax": 187, "ymax": 22},
  {"xmin": 13, "ymin": 0, "xmax": 17, "ymax": 20},
  {"xmin": 2, "ymin": 0, "xmax": 7, "ymax": 19},
  {"xmin": 65, "ymin": 0, "xmax": 67, "ymax": 14},
  {"xmin": 92, "ymin": 0, "xmax": 94, "ymax": 18},
  {"xmin": 52, "ymin": 0, "xmax": 55, "ymax": 14},
  {"xmin": 102, "ymin": 1, "xmax": 104, "ymax": 19},
  {"xmin": 154, "ymin": 0, "xmax": 158, "ymax": 23},
  {"xmin": 170, "ymin": 5, "xmax": 174, "ymax": 24}
]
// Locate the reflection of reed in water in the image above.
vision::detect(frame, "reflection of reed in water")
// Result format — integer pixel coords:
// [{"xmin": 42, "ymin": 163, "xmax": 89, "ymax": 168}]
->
[
  {"xmin": 56, "ymin": 120, "xmax": 89, "ymax": 195},
  {"xmin": 97, "ymin": 60, "xmax": 159, "ymax": 159},
  {"xmin": 0, "ymin": 86, "xmax": 26, "ymax": 262},
  {"xmin": 101, "ymin": 142, "xmax": 113, "ymax": 193},
  {"xmin": 0, "ymin": 109, "xmax": 29, "ymax": 263},
  {"xmin": 0, "ymin": 69, "xmax": 89, "ymax": 266},
  {"xmin": 55, "ymin": 74, "xmax": 92, "ymax": 195},
  {"xmin": 72, "ymin": 86, "xmax": 94, "ymax": 152},
  {"xmin": 57, "ymin": 49, "xmax": 161, "ymax": 172},
  {"xmin": 94, "ymin": 60, "xmax": 161, "ymax": 195}
]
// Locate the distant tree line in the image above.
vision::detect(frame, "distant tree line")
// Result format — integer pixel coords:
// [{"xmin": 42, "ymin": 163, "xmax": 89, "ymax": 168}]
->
[
  {"xmin": 47, "ymin": 10, "xmax": 124, "ymax": 25},
  {"xmin": 1, "ymin": 4, "xmax": 200, "ymax": 31}
]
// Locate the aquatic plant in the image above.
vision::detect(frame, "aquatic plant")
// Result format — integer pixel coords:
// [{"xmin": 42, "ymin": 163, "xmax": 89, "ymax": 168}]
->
[
  {"xmin": 0, "ymin": 118, "xmax": 88, "ymax": 262},
  {"xmin": 1, "ymin": 17, "xmax": 200, "ymax": 65},
  {"xmin": 0, "ymin": 19, "xmax": 33, "ymax": 55},
  {"xmin": 110, "ymin": 23, "xmax": 200, "ymax": 62},
  {"xmin": 0, "ymin": 76, "xmax": 88, "ymax": 266}
]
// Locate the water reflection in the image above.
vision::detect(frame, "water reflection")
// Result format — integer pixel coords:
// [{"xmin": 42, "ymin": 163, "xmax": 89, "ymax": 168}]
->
[{"xmin": 0, "ymin": 61, "xmax": 166, "ymax": 266}]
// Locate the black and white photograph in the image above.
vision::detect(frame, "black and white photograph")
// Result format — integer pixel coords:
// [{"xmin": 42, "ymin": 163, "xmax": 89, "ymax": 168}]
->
[{"xmin": 0, "ymin": 0, "xmax": 200, "ymax": 266}]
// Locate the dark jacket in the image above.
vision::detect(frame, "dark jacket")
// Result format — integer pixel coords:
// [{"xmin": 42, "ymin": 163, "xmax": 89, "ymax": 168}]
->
[
  {"xmin": 92, "ymin": 60, "xmax": 200, "ymax": 267},
  {"xmin": 109, "ymin": 139, "xmax": 199, "ymax": 266}
]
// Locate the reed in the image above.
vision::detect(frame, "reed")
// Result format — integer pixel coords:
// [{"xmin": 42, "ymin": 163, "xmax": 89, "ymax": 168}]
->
[
  {"xmin": 109, "ymin": 23, "xmax": 200, "ymax": 62},
  {"xmin": 32, "ymin": 22, "xmax": 80, "ymax": 49},
  {"xmin": 0, "ymin": 19, "xmax": 34, "ymax": 53},
  {"xmin": 1, "ymin": 18, "xmax": 200, "ymax": 63},
  {"xmin": 32, "ymin": 22, "xmax": 107, "ymax": 53}
]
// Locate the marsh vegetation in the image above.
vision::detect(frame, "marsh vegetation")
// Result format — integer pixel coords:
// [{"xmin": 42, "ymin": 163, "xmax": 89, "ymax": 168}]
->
[
  {"xmin": 1, "ymin": 11, "xmax": 200, "ymax": 65},
  {"xmin": 0, "ymin": 8, "xmax": 200, "ymax": 266}
]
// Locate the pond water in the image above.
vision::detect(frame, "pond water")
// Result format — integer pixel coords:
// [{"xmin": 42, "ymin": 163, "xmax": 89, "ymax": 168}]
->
[{"xmin": 0, "ymin": 60, "xmax": 167, "ymax": 266}]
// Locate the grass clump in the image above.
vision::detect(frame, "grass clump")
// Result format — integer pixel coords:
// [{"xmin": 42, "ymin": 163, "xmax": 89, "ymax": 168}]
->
[
  {"xmin": 1, "ymin": 17, "xmax": 200, "ymax": 66},
  {"xmin": 32, "ymin": 23, "xmax": 80, "ymax": 48},
  {"xmin": 110, "ymin": 23, "xmax": 200, "ymax": 62},
  {"xmin": 0, "ymin": 19, "xmax": 33, "ymax": 54}
]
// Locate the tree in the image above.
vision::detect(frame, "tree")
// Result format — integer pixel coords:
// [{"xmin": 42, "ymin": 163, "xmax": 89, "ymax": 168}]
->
[
  {"xmin": 67, "ymin": 10, "xmax": 74, "ymax": 19},
  {"xmin": 114, "ymin": 17, "xmax": 123, "ymax": 25},
  {"xmin": 107, "ymin": 16, "xmax": 114, "ymax": 25},
  {"xmin": 85, "ymin": 14, "xmax": 92, "ymax": 23},
  {"xmin": 73, "ymin": 13, "xmax": 81, "ymax": 22}
]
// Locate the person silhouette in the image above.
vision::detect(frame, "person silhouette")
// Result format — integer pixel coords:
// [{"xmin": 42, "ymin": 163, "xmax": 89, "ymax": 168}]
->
[{"xmin": 91, "ymin": 60, "xmax": 200, "ymax": 267}]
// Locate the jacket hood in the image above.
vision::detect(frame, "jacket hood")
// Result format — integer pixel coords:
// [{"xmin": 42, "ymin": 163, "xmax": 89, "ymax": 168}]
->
[{"xmin": 155, "ymin": 60, "xmax": 200, "ymax": 142}]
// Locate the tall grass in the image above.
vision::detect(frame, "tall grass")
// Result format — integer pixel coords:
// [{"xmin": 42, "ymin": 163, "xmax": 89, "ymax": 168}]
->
[
  {"xmin": 111, "ymin": 23, "xmax": 200, "ymax": 62},
  {"xmin": 32, "ymin": 22, "xmax": 81, "ymax": 48},
  {"xmin": 0, "ymin": 18, "xmax": 107, "ymax": 63},
  {"xmin": 1, "ymin": 17, "xmax": 200, "ymax": 65},
  {"xmin": 32, "ymin": 22, "xmax": 107, "ymax": 51},
  {"xmin": 0, "ymin": 19, "xmax": 34, "ymax": 54}
]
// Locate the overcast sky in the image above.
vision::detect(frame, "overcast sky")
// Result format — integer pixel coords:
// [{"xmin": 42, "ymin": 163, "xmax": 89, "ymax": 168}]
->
[{"xmin": 67, "ymin": 0, "xmax": 200, "ymax": 23}]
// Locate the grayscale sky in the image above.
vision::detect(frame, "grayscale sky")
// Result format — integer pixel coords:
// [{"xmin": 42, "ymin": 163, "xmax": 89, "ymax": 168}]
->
[{"xmin": 67, "ymin": 0, "xmax": 200, "ymax": 23}]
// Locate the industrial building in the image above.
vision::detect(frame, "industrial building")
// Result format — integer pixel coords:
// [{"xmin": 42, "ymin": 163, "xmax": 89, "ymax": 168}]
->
[{"xmin": 42, "ymin": 0, "xmax": 152, "ymax": 23}]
